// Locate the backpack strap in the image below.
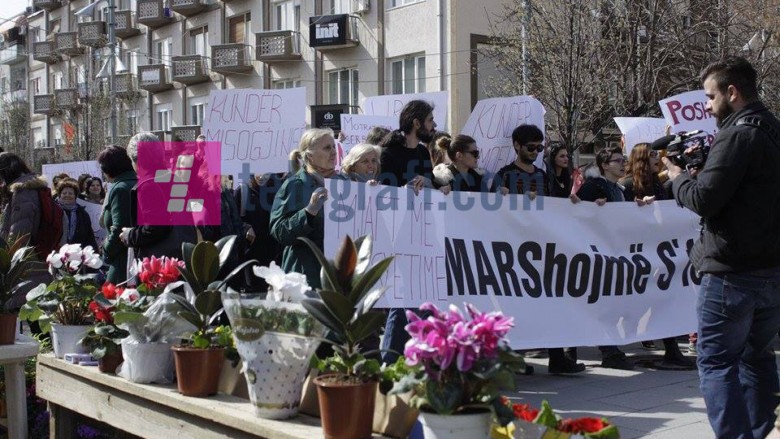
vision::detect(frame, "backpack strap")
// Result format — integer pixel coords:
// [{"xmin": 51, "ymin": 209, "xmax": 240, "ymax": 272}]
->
[{"xmin": 736, "ymin": 116, "xmax": 780, "ymax": 148}]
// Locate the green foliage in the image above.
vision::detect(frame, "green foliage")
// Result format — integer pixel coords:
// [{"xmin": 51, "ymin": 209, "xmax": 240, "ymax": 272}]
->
[
  {"xmin": 80, "ymin": 322, "xmax": 129, "ymax": 359},
  {"xmin": 298, "ymin": 235, "xmax": 393, "ymax": 379},
  {"xmin": 20, "ymin": 275, "xmax": 98, "ymax": 332},
  {"xmin": 0, "ymin": 235, "xmax": 45, "ymax": 311}
]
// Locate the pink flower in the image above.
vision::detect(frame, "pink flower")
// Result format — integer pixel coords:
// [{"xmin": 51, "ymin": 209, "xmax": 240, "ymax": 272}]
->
[{"xmin": 138, "ymin": 256, "xmax": 184, "ymax": 289}]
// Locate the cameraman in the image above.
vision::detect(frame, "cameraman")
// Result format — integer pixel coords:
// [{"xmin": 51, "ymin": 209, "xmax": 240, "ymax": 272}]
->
[{"xmin": 664, "ymin": 56, "xmax": 780, "ymax": 439}]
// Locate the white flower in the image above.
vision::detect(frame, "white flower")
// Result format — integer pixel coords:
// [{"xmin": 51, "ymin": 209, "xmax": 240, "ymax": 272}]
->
[
  {"xmin": 81, "ymin": 246, "xmax": 103, "ymax": 269},
  {"xmin": 46, "ymin": 250, "xmax": 63, "ymax": 269},
  {"xmin": 253, "ymin": 261, "xmax": 310, "ymax": 303},
  {"xmin": 118, "ymin": 288, "xmax": 140, "ymax": 303},
  {"xmin": 67, "ymin": 260, "xmax": 80, "ymax": 272},
  {"xmin": 61, "ymin": 243, "xmax": 83, "ymax": 262}
]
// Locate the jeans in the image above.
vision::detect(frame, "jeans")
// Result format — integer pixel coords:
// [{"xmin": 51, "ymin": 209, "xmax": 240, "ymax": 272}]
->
[
  {"xmin": 381, "ymin": 308, "xmax": 408, "ymax": 365},
  {"xmin": 697, "ymin": 270, "xmax": 780, "ymax": 439}
]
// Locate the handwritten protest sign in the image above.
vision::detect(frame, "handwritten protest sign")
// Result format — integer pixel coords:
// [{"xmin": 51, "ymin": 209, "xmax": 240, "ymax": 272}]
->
[
  {"xmin": 76, "ymin": 199, "xmax": 106, "ymax": 247},
  {"xmin": 363, "ymin": 91, "xmax": 449, "ymax": 130},
  {"xmin": 42, "ymin": 161, "xmax": 102, "ymax": 184},
  {"xmin": 659, "ymin": 90, "xmax": 718, "ymax": 144},
  {"xmin": 324, "ymin": 180, "xmax": 700, "ymax": 348},
  {"xmin": 339, "ymin": 114, "xmax": 397, "ymax": 153},
  {"xmin": 203, "ymin": 88, "xmax": 307, "ymax": 177},
  {"xmin": 461, "ymin": 96, "xmax": 546, "ymax": 174},
  {"xmin": 614, "ymin": 117, "xmax": 668, "ymax": 155}
]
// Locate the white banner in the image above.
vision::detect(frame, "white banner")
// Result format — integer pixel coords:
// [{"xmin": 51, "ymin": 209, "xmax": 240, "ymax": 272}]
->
[
  {"xmin": 659, "ymin": 90, "xmax": 718, "ymax": 144},
  {"xmin": 76, "ymin": 199, "xmax": 106, "ymax": 248},
  {"xmin": 339, "ymin": 114, "xmax": 397, "ymax": 153},
  {"xmin": 42, "ymin": 161, "xmax": 102, "ymax": 184},
  {"xmin": 324, "ymin": 180, "xmax": 700, "ymax": 348},
  {"xmin": 203, "ymin": 88, "xmax": 307, "ymax": 177},
  {"xmin": 614, "ymin": 117, "xmax": 668, "ymax": 156},
  {"xmin": 461, "ymin": 96, "xmax": 546, "ymax": 174},
  {"xmin": 363, "ymin": 91, "xmax": 449, "ymax": 131}
]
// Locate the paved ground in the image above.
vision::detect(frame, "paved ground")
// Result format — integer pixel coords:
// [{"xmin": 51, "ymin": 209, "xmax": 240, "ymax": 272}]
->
[{"xmin": 509, "ymin": 341, "xmax": 719, "ymax": 439}]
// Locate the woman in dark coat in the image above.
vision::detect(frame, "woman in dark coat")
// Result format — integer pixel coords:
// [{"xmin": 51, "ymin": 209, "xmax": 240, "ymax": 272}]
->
[
  {"xmin": 98, "ymin": 145, "xmax": 137, "ymax": 284},
  {"xmin": 55, "ymin": 179, "xmax": 98, "ymax": 250}
]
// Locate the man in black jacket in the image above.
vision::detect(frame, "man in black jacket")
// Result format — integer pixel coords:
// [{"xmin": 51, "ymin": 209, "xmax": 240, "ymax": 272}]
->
[{"xmin": 664, "ymin": 56, "xmax": 780, "ymax": 439}]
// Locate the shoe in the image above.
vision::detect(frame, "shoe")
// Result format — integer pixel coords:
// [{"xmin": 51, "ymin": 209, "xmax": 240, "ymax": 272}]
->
[
  {"xmin": 686, "ymin": 342, "xmax": 697, "ymax": 356},
  {"xmin": 601, "ymin": 355, "xmax": 634, "ymax": 370},
  {"xmin": 548, "ymin": 358, "xmax": 586, "ymax": 374},
  {"xmin": 641, "ymin": 341, "xmax": 656, "ymax": 349},
  {"xmin": 521, "ymin": 349, "xmax": 548, "ymax": 359},
  {"xmin": 661, "ymin": 353, "xmax": 696, "ymax": 370}
]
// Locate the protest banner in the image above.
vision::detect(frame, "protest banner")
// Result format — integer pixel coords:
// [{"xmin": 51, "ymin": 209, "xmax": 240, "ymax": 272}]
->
[
  {"xmin": 460, "ymin": 96, "xmax": 546, "ymax": 174},
  {"xmin": 659, "ymin": 90, "xmax": 718, "ymax": 145},
  {"xmin": 339, "ymin": 114, "xmax": 397, "ymax": 153},
  {"xmin": 202, "ymin": 88, "xmax": 307, "ymax": 178},
  {"xmin": 363, "ymin": 91, "xmax": 449, "ymax": 131},
  {"xmin": 76, "ymin": 199, "xmax": 106, "ymax": 247},
  {"xmin": 42, "ymin": 161, "xmax": 102, "ymax": 184},
  {"xmin": 324, "ymin": 180, "xmax": 700, "ymax": 348},
  {"xmin": 614, "ymin": 117, "xmax": 668, "ymax": 155}
]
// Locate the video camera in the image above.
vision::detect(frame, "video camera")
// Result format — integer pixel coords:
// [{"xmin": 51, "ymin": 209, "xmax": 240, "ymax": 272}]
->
[{"xmin": 651, "ymin": 130, "xmax": 709, "ymax": 170}]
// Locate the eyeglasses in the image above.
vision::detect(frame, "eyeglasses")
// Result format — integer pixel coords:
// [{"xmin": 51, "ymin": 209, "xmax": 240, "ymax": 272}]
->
[
  {"xmin": 464, "ymin": 150, "xmax": 480, "ymax": 159},
  {"xmin": 525, "ymin": 144, "xmax": 544, "ymax": 153}
]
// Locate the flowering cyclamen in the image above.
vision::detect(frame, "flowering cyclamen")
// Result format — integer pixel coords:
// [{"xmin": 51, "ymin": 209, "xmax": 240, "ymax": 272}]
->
[
  {"xmin": 136, "ymin": 256, "xmax": 184, "ymax": 289},
  {"xmin": 253, "ymin": 261, "xmax": 310, "ymax": 302},
  {"xmin": 46, "ymin": 244, "xmax": 103, "ymax": 274}
]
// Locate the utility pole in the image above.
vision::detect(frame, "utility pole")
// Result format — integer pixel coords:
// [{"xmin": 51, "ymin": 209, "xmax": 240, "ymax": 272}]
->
[
  {"xmin": 108, "ymin": 0, "xmax": 117, "ymax": 144},
  {"xmin": 521, "ymin": 0, "xmax": 530, "ymax": 95}
]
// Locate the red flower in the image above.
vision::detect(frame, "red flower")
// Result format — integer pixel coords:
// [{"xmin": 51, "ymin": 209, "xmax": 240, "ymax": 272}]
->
[
  {"xmin": 89, "ymin": 301, "xmax": 112, "ymax": 323},
  {"xmin": 558, "ymin": 417, "xmax": 609, "ymax": 433},
  {"xmin": 101, "ymin": 282, "xmax": 123, "ymax": 300},
  {"xmin": 512, "ymin": 403, "xmax": 540, "ymax": 422},
  {"xmin": 139, "ymin": 256, "xmax": 183, "ymax": 289}
]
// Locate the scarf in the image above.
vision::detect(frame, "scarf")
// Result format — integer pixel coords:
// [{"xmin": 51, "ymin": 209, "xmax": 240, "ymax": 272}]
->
[{"xmin": 59, "ymin": 202, "xmax": 78, "ymax": 242}]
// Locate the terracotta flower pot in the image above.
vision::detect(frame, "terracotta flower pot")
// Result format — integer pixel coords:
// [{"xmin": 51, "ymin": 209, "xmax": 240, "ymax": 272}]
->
[
  {"xmin": 172, "ymin": 346, "xmax": 225, "ymax": 397},
  {"xmin": 0, "ymin": 313, "xmax": 17, "ymax": 345},
  {"xmin": 98, "ymin": 349, "xmax": 124, "ymax": 374},
  {"xmin": 314, "ymin": 374, "xmax": 377, "ymax": 439}
]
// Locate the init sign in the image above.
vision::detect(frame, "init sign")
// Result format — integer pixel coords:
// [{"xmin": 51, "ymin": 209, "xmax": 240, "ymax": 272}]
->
[{"xmin": 136, "ymin": 141, "xmax": 222, "ymax": 226}]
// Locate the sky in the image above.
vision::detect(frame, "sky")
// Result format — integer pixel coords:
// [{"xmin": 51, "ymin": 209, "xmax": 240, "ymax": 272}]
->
[{"xmin": 4, "ymin": 0, "xmax": 30, "ymax": 18}]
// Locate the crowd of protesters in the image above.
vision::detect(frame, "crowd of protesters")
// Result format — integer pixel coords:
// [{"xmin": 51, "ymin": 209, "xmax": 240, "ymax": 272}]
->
[{"xmin": 0, "ymin": 99, "xmax": 699, "ymax": 377}]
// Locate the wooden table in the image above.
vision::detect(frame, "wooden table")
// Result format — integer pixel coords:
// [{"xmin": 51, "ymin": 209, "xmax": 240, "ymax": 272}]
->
[
  {"xmin": 36, "ymin": 354, "xmax": 388, "ymax": 439},
  {"xmin": 0, "ymin": 334, "xmax": 39, "ymax": 439}
]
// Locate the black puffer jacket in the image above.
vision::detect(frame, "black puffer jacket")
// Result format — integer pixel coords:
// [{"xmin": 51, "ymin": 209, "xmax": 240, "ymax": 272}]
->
[{"xmin": 672, "ymin": 101, "xmax": 780, "ymax": 273}]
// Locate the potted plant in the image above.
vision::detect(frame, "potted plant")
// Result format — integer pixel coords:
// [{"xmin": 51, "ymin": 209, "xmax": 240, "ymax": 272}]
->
[
  {"xmin": 19, "ymin": 244, "xmax": 103, "ymax": 358},
  {"xmin": 389, "ymin": 302, "xmax": 529, "ymax": 439},
  {"xmin": 0, "ymin": 235, "xmax": 44, "ymax": 345},
  {"xmin": 492, "ymin": 399, "xmax": 620, "ymax": 439},
  {"xmin": 221, "ymin": 259, "xmax": 323, "ymax": 419},
  {"xmin": 169, "ymin": 235, "xmax": 256, "ymax": 397},
  {"xmin": 80, "ymin": 283, "xmax": 134, "ymax": 373},
  {"xmin": 298, "ymin": 234, "xmax": 394, "ymax": 439}
]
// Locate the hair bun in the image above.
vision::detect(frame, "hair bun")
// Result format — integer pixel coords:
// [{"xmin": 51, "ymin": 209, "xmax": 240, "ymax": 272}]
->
[{"xmin": 437, "ymin": 136, "xmax": 452, "ymax": 151}]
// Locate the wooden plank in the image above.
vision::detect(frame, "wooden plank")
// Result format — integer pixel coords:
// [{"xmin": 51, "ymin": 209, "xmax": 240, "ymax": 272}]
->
[
  {"xmin": 5, "ymin": 363, "xmax": 28, "ymax": 439},
  {"xmin": 48, "ymin": 403, "xmax": 75, "ymax": 439},
  {"xmin": 36, "ymin": 354, "xmax": 387, "ymax": 439}
]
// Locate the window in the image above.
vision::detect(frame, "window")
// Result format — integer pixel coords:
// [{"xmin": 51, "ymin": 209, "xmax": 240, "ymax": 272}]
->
[
  {"xmin": 124, "ymin": 50, "xmax": 137, "ymax": 73},
  {"xmin": 190, "ymin": 26, "xmax": 209, "ymax": 57},
  {"xmin": 191, "ymin": 103, "xmax": 205, "ymax": 126},
  {"xmin": 127, "ymin": 112, "xmax": 138, "ymax": 136},
  {"xmin": 228, "ymin": 13, "xmax": 252, "ymax": 44},
  {"xmin": 388, "ymin": 0, "xmax": 423, "ymax": 8},
  {"xmin": 153, "ymin": 38, "xmax": 172, "ymax": 65},
  {"xmin": 51, "ymin": 71, "xmax": 64, "ymax": 90},
  {"xmin": 156, "ymin": 106, "xmax": 172, "ymax": 131},
  {"xmin": 273, "ymin": 79, "xmax": 302, "ymax": 89},
  {"xmin": 52, "ymin": 123, "xmax": 62, "ymax": 145},
  {"xmin": 33, "ymin": 128, "xmax": 43, "ymax": 148},
  {"xmin": 327, "ymin": 68, "xmax": 358, "ymax": 107},
  {"xmin": 272, "ymin": 0, "xmax": 299, "ymax": 31},
  {"xmin": 390, "ymin": 54, "xmax": 425, "ymax": 94},
  {"xmin": 30, "ymin": 78, "xmax": 40, "ymax": 94},
  {"xmin": 327, "ymin": 0, "xmax": 351, "ymax": 14}
]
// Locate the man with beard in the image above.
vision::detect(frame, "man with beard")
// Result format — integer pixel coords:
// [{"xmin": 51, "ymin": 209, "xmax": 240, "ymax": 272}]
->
[
  {"xmin": 497, "ymin": 124, "xmax": 550, "ymax": 197},
  {"xmin": 664, "ymin": 56, "xmax": 780, "ymax": 439},
  {"xmin": 378, "ymin": 100, "xmax": 437, "ymax": 192}
]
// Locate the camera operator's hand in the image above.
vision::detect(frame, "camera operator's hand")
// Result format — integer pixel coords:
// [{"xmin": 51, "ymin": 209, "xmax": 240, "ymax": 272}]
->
[{"xmin": 662, "ymin": 157, "xmax": 684, "ymax": 182}]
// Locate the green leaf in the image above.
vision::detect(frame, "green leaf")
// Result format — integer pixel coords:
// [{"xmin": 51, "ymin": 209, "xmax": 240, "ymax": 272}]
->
[
  {"xmin": 297, "ymin": 237, "xmax": 343, "ymax": 295},
  {"xmin": 177, "ymin": 267, "xmax": 204, "ymax": 297},
  {"xmin": 348, "ymin": 256, "xmax": 393, "ymax": 303},
  {"xmin": 352, "ymin": 286, "xmax": 387, "ymax": 321},
  {"xmin": 112, "ymin": 311, "xmax": 144, "ymax": 326},
  {"xmin": 425, "ymin": 380, "xmax": 463, "ymax": 415},
  {"xmin": 389, "ymin": 372, "xmax": 422, "ymax": 395},
  {"xmin": 534, "ymin": 400, "xmax": 559, "ymax": 429},
  {"xmin": 195, "ymin": 290, "xmax": 223, "ymax": 317},
  {"xmin": 318, "ymin": 290, "xmax": 353, "ymax": 325},
  {"xmin": 214, "ymin": 235, "xmax": 237, "ymax": 269},
  {"xmin": 190, "ymin": 241, "xmax": 220, "ymax": 286},
  {"xmin": 217, "ymin": 259, "xmax": 259, "ymax": 289},
  {"xmin": 182, "ymin": 242, "xmax": 196, "ymax": 267},
  {"xmin": 333, "ymin": 236, "xmax": 357, "ymax": 291},
  {"xmin": 0, "ymin": 249, "xmax": 10, "ymax": 273},
  {"xmin": 349, "ymin": 311, "xmax": 386, "ymax": 345},
  {"xmin": 301, "ymin": 298, "xmax": 344, "ymax": 334},
  {"xmin": 353, "ymin": 235, "xmax": 372, "ymax": 276},
  {"xmin": 177, "ymin": 310, "xmax": 202, "ymax": 329}
]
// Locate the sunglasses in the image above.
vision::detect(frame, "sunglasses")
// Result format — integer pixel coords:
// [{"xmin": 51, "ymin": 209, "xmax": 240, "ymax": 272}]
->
[
  {"xmin": 525, "ymin": 144, "xmax": 544, "ymax": 153},
  {"xmin": 464, "ymin": 150, "xmax": 480, "ymax": 159}
]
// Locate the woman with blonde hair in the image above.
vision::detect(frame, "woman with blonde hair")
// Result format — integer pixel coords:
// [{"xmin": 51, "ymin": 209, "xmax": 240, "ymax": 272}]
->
[
  {"xmin": 270, "ymin": 128, "xmax": 347, "ymax": 288},
  {"xmin": 341, "ymin": 143, "xmax": 380, "ymax": 182}
]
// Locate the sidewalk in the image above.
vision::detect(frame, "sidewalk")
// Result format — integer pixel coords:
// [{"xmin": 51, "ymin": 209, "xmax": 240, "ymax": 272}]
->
[{"xmin": 509, "ymin": 341, "xmax": 758, "ymax": 439}]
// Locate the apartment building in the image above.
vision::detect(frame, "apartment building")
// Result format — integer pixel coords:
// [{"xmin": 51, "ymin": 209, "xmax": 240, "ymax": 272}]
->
[{"xmin": 0, "ymin": 0, "xmax": 508, "ymax": 167}]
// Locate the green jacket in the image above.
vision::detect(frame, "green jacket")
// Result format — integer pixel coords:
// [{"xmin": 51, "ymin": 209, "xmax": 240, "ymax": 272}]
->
[
  {"xmin": 270, "ymin": 170, "xmax": 345, "ymax": 289},
  {"xmin": 102, "ymin": 170, "xmax": 138, "ymax": 284}
]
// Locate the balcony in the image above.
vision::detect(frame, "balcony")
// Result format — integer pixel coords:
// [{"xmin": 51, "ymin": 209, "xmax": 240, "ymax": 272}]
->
[
  {"xmin": 172, "ymin": 55, "xmax": 209, "ymax": 85},
  {"xmin": 150, "ymin": 130, "xmax": 170, "ymax": 142},
  {"xmin": 114, "ymin": 73, "xmax": 139, "ymax": 99},
  {"xmin": 2, "ymin": 89, "xmax": 27, "ymax": 102},
  {"xmin": 138, "ymin": 64, "xmax": 173, "ymax": 93},
  {"xmin": 115, "ymin": 10, "xmax": 142, "ymax": 39},
  {"xmin": 256, "ymin": 30, "xmax": 302, "ymax": 63},
  {"xmin": 78, "ymin": 22, "xmax": 107, "ymax": 48},
  {"xmin": 32, "ymin": 0, "xmax": 62, "ymax": 11},
  {"xmin": 211, "ymin": 44, "xmax": 252, "ymax": 74},
  {"xmin": 33, "ymin": 94, "xmax": 58, "ymax": 115},
  {"xmin": 137, "ymin": 0, "xmax": 174, "ymax": 29},
  {"xmin": 309, "ymin": 14, "xmax": 359, "ymax": 51},
  {"xmin": 0, "ymin": 44, "xmax": 27, "ymax": 65},
  {"xmin": 55, "ymin": 89, "xmax": 80, "ymax": 110},
  {"xmin": 170, "ymin": 0, "xmax": 207, "ymax": 17},
  {"xmin": 171, "ymin": 125, "xmax": 201, "ymax": 142},
  {"xmin": 56, "ymin": 32, "xmax": 84, "ymax": 56},
  {"xmin": 33, "ymin": 42, "xmax": 59, "ymax": 64}
]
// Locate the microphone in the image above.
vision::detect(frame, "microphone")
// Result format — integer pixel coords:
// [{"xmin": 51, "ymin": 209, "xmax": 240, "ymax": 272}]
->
[{"xmin": 651, "ymin": 130, "xmax": 705, "ymax": 150}]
